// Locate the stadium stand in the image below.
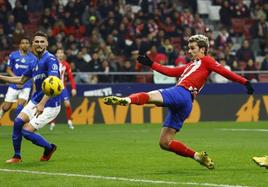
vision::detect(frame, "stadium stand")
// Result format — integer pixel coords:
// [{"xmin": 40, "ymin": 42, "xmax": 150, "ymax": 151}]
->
[{"xmin": 0, "ymin": 0, "xmax": 267, "ymax": 83}]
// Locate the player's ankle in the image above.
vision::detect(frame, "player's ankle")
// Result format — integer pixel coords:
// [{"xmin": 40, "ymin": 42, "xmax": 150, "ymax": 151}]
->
[
  {"xmin": 13, "ymin": 154, "xmax": 21, "ymax": 159},
  {"xmin": 193, "ymin": 152, "xmax": 200, "ymax": 161},
  {"xmin": 124, "ymin": 97, "xmax": 131, "ymax": 104}
]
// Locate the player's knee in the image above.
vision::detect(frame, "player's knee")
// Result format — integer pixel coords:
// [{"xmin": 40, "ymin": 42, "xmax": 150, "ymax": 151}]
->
[
  {"xmin": 21, "ymin": 129, "xmax": 31, "ymax": 140},
  {"xmin": 14, "ymin": 117, "xmax": 25, "ymax": 128}
]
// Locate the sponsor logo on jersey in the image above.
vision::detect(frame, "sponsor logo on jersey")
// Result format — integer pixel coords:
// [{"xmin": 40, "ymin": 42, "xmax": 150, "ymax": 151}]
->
[
  {"xmin": 15, "ymin": 64, "xmax": 28, "ymax": 69},
  {"xmin": 33, "ymin": 73, "xmax": 46, "ymax": 81}
]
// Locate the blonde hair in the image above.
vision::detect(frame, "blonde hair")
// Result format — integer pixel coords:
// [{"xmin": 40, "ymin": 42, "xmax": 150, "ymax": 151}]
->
[{"xmin": 188, "ymin": 34, "xmax": 209, "ymax": 55}]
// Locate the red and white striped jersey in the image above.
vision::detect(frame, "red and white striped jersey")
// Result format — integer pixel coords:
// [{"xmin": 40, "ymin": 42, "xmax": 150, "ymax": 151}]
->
[
  {"xmin": 59, "ymin": 60, "xmax": 76, "ymax": 90},
  {"xmin": 151, "ymin": 55, "xmax": 247, "ymax": 95}
]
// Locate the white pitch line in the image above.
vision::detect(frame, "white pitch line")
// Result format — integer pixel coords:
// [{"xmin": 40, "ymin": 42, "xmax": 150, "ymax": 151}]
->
[
  {"xmin": 220, "ymin": 128, "xmax": 268, "ymax": 132},
  {"xmin": 0, "ymin": 168, "xmax": 250, "ymax": 187}
]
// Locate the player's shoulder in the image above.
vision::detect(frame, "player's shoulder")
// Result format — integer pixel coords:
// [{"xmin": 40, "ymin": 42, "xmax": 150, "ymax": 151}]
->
[
  {"xmin": 44, "ymin": 51, "xmax": 58, "ymax": 62},
  {"xmin": 201, "ymin": 55, "xmax": 216, "ymax": 63},
  {"xmin": 9, "ymin": 50, "xmax": 19, "ymax": 58},
  {"xmin": 201, "ymin": 55, "xmax": 215, "ymax": 61}
]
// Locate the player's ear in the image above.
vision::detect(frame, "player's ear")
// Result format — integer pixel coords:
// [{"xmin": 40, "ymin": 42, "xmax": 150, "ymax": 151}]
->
[{"xmin": 200, "ymin": 47, "xmax": 205, "ymax": 54}]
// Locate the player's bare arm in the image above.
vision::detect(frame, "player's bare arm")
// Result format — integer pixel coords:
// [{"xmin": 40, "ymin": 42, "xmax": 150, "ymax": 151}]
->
[
  {"xmin": 0, "ymin": 75, "xmax": 29, "ymax": 85},
  {"xmin": 6, "ymin": 67, "xmax": 16, "ymax": 77}
]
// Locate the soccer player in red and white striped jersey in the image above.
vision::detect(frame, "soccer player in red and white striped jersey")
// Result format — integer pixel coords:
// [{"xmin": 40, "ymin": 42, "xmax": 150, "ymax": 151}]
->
[
  {"xmin": 104, "ymin": 34, "xmax": 254, "ymax": 169},
  {"xmin": 50, "ymin": 48, "xmax": 76, "ymax": 130}
]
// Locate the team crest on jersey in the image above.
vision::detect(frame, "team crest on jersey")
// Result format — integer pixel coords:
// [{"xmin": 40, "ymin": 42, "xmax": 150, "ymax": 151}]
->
[
  {"xmin": 21, "ymin": 58, "xmax": 26, "ymax": 63},
  {"xmin": 52, "ymin": 64, "xmax": 58, "ymax": 70}
]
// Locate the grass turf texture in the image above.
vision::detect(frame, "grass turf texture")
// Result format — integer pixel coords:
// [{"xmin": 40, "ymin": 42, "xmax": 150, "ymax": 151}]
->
[{"xmin": 0, "ymin": 122, "xmax": 267, "ymax": 187}]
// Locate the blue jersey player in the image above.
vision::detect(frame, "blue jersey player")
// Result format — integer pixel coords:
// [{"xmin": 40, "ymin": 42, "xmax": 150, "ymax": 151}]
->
[
  {"xmin": 0, "ymin": 31, "xmax": 61, "ymax": 163},
  {"xmin": 0, "ymin": 37, "xmax": 35, "ymax": 120}
]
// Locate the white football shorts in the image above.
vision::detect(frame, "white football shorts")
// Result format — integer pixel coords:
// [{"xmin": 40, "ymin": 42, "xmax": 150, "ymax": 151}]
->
[
  {"xmin": 4, "ymin": 87, "xmax": 31, "ymax": 102},
  {"xmin": 21, "ymin": 100, "xmax": 61, "ymax": 130}
]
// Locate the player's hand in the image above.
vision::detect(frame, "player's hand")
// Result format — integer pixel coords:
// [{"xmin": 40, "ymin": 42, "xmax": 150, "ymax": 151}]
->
[
  {"xmin": 137, "ymin": 54, "xmax": 153, "ymax": 67},
  {"xmin": 33, "ymin": 104, "xmax": 44, "ymax": 118},
  {"xmin": 71, "ymin": 89, "xmax": 77, "ymax": 96},
  {"xmin": 245, "ymin": 81, "xmax": 254, "ymax": 94}
]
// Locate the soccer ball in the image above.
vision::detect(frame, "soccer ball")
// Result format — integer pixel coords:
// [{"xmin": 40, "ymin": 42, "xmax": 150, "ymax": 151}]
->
[{"xmin": 42, "ymin": 76, "xmax": 63, "ymax": 97}]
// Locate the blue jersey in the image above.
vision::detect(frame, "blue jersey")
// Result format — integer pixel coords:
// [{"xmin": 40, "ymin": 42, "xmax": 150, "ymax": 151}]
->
[
  {"xmin": 7, "ymin": 50, "xmax": 36, "ymax": 89},
  {"xmin": 23, "ymin": 51, "xmax": 61, "ymax": 107}
]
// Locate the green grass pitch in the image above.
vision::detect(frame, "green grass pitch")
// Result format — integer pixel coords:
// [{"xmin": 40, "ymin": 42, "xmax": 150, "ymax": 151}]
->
[{"xmin": 0, "ymin": 122, "xmax": 267, "ymax": 187}]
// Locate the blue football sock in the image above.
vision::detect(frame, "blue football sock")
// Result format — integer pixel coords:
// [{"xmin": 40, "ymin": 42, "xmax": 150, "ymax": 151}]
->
[
  {"xmin": 16, "ymin": 104, "xmax": 24, "ymax": 116},
  {"xmin": 12, "ymin": 118, "xmax": 25, "ymax": 157},
  {"xmin": 22, "ymin": 129, "xmax": 52, "ymax": 150}
]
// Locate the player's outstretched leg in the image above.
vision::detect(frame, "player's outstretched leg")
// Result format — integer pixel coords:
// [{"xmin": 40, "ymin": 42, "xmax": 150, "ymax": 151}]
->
[
  {"xmin": 252, "ymin": 156, "xmax": 268, "ymax": 168},
  {"xmin": 104, "ymin": 92, "xmax": 149, "ymax": 106}
]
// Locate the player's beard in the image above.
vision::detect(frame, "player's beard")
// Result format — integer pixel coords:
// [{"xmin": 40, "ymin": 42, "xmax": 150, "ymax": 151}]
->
[{"xmin": 34, "ymin": 47, "xmax": 45, "ymax": 57}]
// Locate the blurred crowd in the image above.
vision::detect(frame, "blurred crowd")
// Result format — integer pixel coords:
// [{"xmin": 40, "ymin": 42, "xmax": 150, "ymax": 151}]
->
[{"xmin": 0, "ymin": 0, "xmax": 268, "ymax": 83}]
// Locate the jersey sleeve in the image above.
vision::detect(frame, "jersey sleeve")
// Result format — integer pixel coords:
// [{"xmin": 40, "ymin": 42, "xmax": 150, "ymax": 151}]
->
[
  {"xmin": 65, "ymin": 62, "xmax": 76, "ymax": 89},
  {"xmin": 47, "ymin": 56, "xmax": 60, "ymax": 77},
  {"xmin": 205, "ymin": 57, "xmax": 247, "ymax": 85},
  {"xmin": 7, "ymin": 53, "xmax": 15, "ymax": 69},
  {"xmin": 151, "ymin": 62, "xmax": 187, "ymax": 77}
]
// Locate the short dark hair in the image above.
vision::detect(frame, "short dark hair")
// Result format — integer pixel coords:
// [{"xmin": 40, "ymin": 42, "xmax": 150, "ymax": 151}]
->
[
  {"xmin": 56, "ymin": 48, "xmax": 64, "ymax": 53},
  {"xmin": 20, "ymin": 36, "xmax": 30, "ymax": 42},
  {"xmin": 33, "ymin": 31, "xmax": 48, "ymax": 39}
]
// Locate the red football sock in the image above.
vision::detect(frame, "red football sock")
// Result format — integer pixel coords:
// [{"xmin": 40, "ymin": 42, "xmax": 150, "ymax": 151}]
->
[
  {"xmin": 168, "ymin": 140, "xmax": 195, "ymax": 158},
  {"xmin": 128, "ymin": 92, "xmax": 149, "ymax": 105},
  {"xmin": 66, "ymin": 106, "xmax": 72, "ymax": 120}
]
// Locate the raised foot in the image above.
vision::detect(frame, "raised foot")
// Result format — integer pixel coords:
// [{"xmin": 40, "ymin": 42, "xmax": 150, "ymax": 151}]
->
[
  {"xmin": 40, "ymin": 144, "xmax": 57, "ymax": 161},
  {"xmin": 103, "ymin": 96, "xmax": 129, "ymax": 106}
]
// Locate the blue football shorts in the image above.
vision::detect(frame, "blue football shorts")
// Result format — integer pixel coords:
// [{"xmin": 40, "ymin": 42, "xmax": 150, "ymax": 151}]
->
[
  {"xmin": 159, "ymin": 86, "xmax": 193, "ymax": 131},
  {"xmin": 60, "ymin": 88, "xmax": 70, "ymax": 101}
]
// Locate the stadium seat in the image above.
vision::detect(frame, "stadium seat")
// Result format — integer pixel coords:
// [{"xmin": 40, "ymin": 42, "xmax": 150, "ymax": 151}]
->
[
  {"xmin": 231, "ymin": 18, "xmax": 255, "ymax": 38},
  {"xmin": 208, "ymin": 5, "xmax": 221, "ymax": 21},
  {"xmin": 232, "ymin": 18, "xmax": 245, "ymax": 34},
  {"xmin": 197, "ymin": 0, "xmax": 211, "ymax": 15},
  {"xmin": 28, "ymin": 12, "xmax": 42, "ymax": 25}
]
